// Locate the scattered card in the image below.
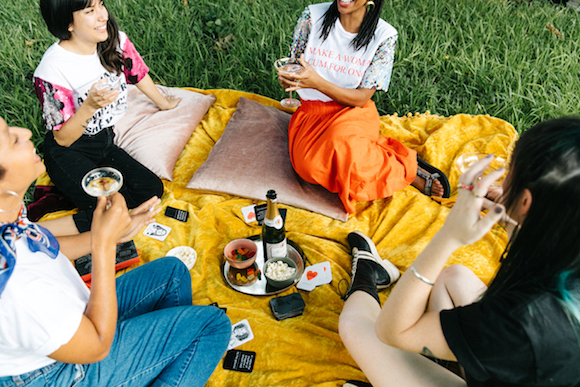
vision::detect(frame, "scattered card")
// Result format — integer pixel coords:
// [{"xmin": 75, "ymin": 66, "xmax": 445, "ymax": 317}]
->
[
  {"xmin": 143, "ymin": 222, "xmax": 171, "ymax": 241},
  {"xmin": 227, "ymin": 319, "xmax": 254, "ymax": 350},
  {"xmin": 296, "ymin": 261, "xmax": 332, "ymax": 291},
  {"xmin": 223, "ymin": 349, "xmax": 256, "ymax": 373},
  {"xmin": 241, "ymin": 205, "xmax": 257, "ymax": 223}
]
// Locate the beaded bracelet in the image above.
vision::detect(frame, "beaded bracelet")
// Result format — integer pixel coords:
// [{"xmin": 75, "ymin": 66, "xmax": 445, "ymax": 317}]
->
[{"xmin": 410, "ymin": 266, "xmax": 435, "ymax": 286}]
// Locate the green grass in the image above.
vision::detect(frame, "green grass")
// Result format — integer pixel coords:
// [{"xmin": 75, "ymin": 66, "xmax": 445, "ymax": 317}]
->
[{"xmin": 0, "ymin": 0, "xmax": 578, "ymax": 149}]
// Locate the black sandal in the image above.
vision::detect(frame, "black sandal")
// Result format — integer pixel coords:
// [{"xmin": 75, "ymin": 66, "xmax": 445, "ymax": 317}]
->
[{"xmin": 417, "ymin": 157, "xmax": 451, "ymax": 198}]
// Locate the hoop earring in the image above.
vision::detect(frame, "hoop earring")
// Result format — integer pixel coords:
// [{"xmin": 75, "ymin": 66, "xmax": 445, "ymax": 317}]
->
[
  {"xmin": 366, "ymin": 0, "xmax": 375, "ymax": 12},
  {"xmin": 0, "ymin": 190, "xmax": 21, "ymax": 213}
]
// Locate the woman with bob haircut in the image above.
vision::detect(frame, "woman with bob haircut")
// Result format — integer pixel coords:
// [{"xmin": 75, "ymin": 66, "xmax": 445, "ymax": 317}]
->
[
  {"xmin": 278, "ymin": 0, "xmax": 451, "ymax": 215},
  {"xmin": 34, "ymin": 0, "xmax": 180, "ymax": 232},
  {"xmin": 0, "ymin": 115, "xmax": 231, "ymax": 386},
  {"xmin": 339, "ymin": 117, "xmax": 580, "ymax": 386}
]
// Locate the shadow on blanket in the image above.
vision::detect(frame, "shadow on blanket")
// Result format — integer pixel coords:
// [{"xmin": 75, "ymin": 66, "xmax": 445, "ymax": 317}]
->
[{"xmin": 35, "ymin": 88, "xmax": 517, "ymax": 387}]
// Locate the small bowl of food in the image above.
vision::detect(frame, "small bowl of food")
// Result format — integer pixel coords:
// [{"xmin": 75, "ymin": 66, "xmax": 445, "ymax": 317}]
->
[
  {"xmin": 264, "ymin": 256, "xmax": 298, "ymax": 289},
  {"xmin": 224, "ymin": 239, "xmax": 258, "ymax": 269},
  {"xmin": 166, "ymin": 246, "xmax": 197, "ymax": 271}
]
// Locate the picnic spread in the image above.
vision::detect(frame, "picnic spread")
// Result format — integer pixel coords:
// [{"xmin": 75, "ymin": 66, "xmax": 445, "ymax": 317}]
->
[{"xmin": 34, "ymin": 86, "xmax": 518, "ymax": 386}]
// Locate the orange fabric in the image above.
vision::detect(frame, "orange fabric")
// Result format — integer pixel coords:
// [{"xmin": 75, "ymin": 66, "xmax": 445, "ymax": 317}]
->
[{"xmin": 288, "ymin": 99, "xmax": 417, "ymax": 213}]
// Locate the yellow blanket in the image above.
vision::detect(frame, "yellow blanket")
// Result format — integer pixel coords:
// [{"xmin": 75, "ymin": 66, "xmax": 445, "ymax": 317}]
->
[{"xmin": 37, "ymin": 89, "xmax": 517, "ymax": 386}]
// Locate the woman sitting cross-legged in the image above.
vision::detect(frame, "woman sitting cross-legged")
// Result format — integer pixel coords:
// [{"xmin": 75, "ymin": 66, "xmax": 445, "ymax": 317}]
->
[
  {"xmin": 0, "ymin": 117, "xmax": 231, "ymax": 386},
  {"xmin": 34, "ymin": 0, "xmax": 181, "ymax": 232},
  {"xmin": 279, "ymin": 0, "xmax": 450, "ymax": 215},
  {"xmin": 339, "ymin": 117, "xmax": 580, "ymax": 386}
]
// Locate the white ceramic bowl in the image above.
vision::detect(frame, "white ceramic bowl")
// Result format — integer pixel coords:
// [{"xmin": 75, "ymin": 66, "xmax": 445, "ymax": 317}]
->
[{"xmin": 166, "ymin": 246, "xmax": 197, "ymax": 271}]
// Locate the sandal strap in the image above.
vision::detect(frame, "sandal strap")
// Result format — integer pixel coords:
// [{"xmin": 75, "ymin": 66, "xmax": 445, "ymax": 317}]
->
[{"xmin": 416, "ymin": 168, "xmax": 440, "ymax": 196}]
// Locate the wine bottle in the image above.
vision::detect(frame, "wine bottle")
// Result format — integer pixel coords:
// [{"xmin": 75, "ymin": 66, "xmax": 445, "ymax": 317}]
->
[{"xmin": 262, "ymin": 190, "xmax": 287, "ymax": 260}]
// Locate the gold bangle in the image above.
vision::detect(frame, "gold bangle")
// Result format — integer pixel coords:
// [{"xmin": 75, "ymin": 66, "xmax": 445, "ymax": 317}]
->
[{"xmin": 410, "ymin": 266, "xmax": 435, "ymax": 286}]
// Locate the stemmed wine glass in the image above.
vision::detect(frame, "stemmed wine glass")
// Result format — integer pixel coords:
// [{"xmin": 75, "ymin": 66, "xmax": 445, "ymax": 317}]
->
[
  {"xmin": 97, "ymin": 74, "xmax": 128, "ymax": 114},
  {"xmin": 82, "ymin": 167, "xmax": 123, "ymax": 209},
  {"xmin": 274, "ymin": 57, "xmax": 304, "ymax": 109},
  {"xmin": 456, "ymin": 152, "xmax": 506, "ymax": 188}
]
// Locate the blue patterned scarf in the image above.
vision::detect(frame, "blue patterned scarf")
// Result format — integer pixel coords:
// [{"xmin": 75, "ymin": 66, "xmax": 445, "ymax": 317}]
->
[{"xmin": 0, "ymin": 204, "xmax": 59, "ymax": 296}]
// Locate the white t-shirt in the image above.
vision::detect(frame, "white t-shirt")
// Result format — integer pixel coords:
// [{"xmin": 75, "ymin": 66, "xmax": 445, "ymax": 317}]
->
[
  {"xmin": 33, "ymin": 31, "xmax": 149, "ymax": 135},
  {"xmin": 0, "ymin": 237, "xmax": 90, "ymax": 376},
  {"xmin": 297, "ymin": 2, "xmax": 397, "ymax": 102}
]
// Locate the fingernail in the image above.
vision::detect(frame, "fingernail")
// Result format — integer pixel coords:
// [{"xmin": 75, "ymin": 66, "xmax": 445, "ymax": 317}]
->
[
  {"xmin": 486, "ymin": 154, "xmax": 494, "ymax": 158},
  {"xmin": 494, "ymin": 206, "xmax": 503, "ymax": 214}
]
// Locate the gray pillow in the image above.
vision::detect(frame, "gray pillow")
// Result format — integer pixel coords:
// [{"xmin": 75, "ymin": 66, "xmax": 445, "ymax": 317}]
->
[{"xmin": 186, "ymin": 97, "xmax": 348, "ymax": 221}]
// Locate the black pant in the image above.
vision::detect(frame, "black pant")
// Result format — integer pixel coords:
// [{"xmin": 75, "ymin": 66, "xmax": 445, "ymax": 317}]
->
[{"xmin": 43, "ymin": 128, "xmax": 164, "ymax": 232}]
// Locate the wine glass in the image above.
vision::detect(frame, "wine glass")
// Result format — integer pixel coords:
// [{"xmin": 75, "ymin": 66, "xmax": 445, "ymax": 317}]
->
[
  {"xmin": 97, "ymin": 74, "xmax": 128, "ymax": 114},
  {"xmin": 274, "ymin": 57, "xmax": 304, "ymax": 109},
  {"xmin": 456, "ymin": 152, "xmax": 506, "ymax": 188},
  {"xmin": 82, "ymin": 167, "xmax": 123, "ymax": 208}
]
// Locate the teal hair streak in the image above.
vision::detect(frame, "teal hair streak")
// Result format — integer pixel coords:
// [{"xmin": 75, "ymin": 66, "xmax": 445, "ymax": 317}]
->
[{"xmin": 557, "ymin": 269, "xmax": 580, "ymax": 325}]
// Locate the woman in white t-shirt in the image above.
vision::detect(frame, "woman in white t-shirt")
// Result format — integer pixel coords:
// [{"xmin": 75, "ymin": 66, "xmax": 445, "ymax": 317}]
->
[
  {"xmin": 0, "ymin": 116, "xmax": 231, "ymax": 386},
  {"xmin": 33, "ymin": 0, "xmax": 181, "ymax": 232},
  {"xmin": 278, "ymin": 0, "xmax": 450, "ymax": 214}
]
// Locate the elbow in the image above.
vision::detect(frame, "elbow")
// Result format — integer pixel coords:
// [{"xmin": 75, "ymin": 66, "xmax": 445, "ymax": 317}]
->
[
  {"xmin": 54, "ymin": 136, "xmax": 73, "ymax": 148},
  {"xmin": 90, "ymin": 345, "xmax": 112, "ymax": 363}
]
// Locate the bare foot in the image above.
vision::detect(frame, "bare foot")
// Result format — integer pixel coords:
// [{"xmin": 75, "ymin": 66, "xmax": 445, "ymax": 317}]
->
[{"xmin": 411, "ymin": 167, "xmax": 445, "ymax": 197}]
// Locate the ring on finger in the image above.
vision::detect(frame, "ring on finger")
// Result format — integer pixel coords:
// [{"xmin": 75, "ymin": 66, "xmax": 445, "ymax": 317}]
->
[{"xmin": 457, "ymin": 183, "xmax": 474, "ymax": 191}]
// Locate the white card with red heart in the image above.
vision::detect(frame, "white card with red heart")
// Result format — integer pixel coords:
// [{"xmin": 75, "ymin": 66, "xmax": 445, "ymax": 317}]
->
[
  {"xmin": 297, "ymin": 262, "xmax": 332, "ymax": 291},
  {"xmin": 241, "ymin": 204, "xmax": 257, "ymax": 223}
]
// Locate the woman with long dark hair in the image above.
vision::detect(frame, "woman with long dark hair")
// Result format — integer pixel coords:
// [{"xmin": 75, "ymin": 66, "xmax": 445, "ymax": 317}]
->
[
  {"xmin": 338, "ymin": 117, "xmax": 580, "ymax": 386},
  {"xmin": 0, "ymin": 116, "xmax": 230, "ymax": 386},
  {"xmin": 279, "ymin": 0, "xmax": 450, "ymax": 214},
  {"xmin": 34, "ymin": 0, "xmax": 180, "ymax": 232}
]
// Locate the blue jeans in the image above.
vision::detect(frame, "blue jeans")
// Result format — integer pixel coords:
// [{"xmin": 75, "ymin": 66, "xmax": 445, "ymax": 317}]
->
[{"xmin": 0, "ymin": 257, "xmax": 231, "ymax": 387}]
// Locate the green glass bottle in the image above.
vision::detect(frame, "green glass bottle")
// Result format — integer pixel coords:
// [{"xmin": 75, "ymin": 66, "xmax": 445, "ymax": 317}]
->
[{"xmin": 262, "ymin": 190, "xmax": 287, "ymax": 260}]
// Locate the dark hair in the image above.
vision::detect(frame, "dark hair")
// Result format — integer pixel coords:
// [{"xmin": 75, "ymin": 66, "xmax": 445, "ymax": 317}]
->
[
  {"xmin": 318, "ymin": 0, "xmax": 385, "ymax": 52},
  {"xmin": 485, "ymin": 118, "xmax": 580, "ymax": 321},
  {"xmin": 39, "ymin": 0, "xmax": 123, "ymax": 74}
]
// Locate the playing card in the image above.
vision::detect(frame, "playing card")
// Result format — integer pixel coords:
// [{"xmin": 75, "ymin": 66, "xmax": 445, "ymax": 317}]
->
[
  {"xmin": 296, "ymin": 273, "xmax": 316, "ymax": 291},
  {"xmin": 241, "ymin": 205, "xmax": 257, "ymax": 223},
  {"xmin": 296, "ymin": 262, "xmax": 332, "ymax": 291},
  {"xmin": 143, "ymin": 222, "xmax": 171, "ymax": 241},
  {"xmin": 227, "ymin": 319, "xmax": 254, "ymax": 350}
]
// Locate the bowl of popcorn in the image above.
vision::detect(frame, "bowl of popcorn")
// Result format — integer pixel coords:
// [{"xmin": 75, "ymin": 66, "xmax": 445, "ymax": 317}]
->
[
  {"xmin": 264, "ymin": 256, "xmax": 298, "ymax": 288},
  {"xmin": 166, "ymin": 246, "xmax": 197, "ymax": 271},
  {"xmin": 224, "ymin": 239, "xmax": 258, "ymax": 269}
]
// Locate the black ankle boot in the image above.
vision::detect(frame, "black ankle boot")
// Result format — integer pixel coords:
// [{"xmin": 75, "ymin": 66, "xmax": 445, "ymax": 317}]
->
[{"xmin": 343, "ymin": 232, "xmax": 400, "ymax": 304}]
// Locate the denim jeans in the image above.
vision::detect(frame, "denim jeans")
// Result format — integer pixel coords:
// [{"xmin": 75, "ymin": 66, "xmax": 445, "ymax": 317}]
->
[
  {"xmin": 43, "ymin": 128, "xmax": 164, "ymax": 232},
  {"xmin": 0, "ymin": 257, "xmax": 231, "ymax": 387}
]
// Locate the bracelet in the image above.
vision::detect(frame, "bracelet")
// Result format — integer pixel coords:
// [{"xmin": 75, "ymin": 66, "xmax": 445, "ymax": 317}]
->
[{"xmin": 410, "ymin": 266, "xmax": 435, "ymax": 286}]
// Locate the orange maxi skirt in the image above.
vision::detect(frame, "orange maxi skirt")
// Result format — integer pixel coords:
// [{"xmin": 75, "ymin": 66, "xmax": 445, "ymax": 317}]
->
[{"xmin": 288, "ymin": 100, "xmax": 417, "ymax": 214}]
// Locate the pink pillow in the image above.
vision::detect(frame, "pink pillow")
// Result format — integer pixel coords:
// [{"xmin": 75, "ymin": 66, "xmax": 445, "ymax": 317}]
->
[
  {"xmin": 114, "ymin": 85, "xmax": 216, "ymax": 181},
  {"xmin": 186, "ymin": 97, "xmax": 348, "ymax": 221}
]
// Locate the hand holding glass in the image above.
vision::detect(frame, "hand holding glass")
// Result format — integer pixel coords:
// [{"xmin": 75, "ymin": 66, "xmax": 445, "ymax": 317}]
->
[
  {"xmin": 82, "ymin": 167, "xmax": 123, "ymax": 208},
  {"xmin": 456, "ymin": 153, "xmax": 506, "ymax": 188},
  {"xmin": 97, "ymin": 75, "xmax": 127, "ymax": 114},
  {"xmin": 274, "ymin": 57, "xmax": 304, "ymax": 108}
]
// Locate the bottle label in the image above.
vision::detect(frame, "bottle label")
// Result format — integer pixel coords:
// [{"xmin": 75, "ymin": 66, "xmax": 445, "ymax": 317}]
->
[
  {"xmin": 266, "ymin": 239, "xmax": 287, "ymax": 259},
  {"xmin": 264, "ymin": 215, "xmax": 284, "ymax": 230}
]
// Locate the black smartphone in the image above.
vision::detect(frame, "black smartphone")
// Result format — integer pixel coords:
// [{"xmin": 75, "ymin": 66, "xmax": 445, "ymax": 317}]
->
[
  {"xmin": 164, "ymin": 206, "xmax": 189, "ymax": 222},
  {"xmin": 269, "ymin": 292, "xmax": 305, "ymax": 320},
  {"xmin": 223, "ymin": 350, "xmax": 256, "ymax": 373}
]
